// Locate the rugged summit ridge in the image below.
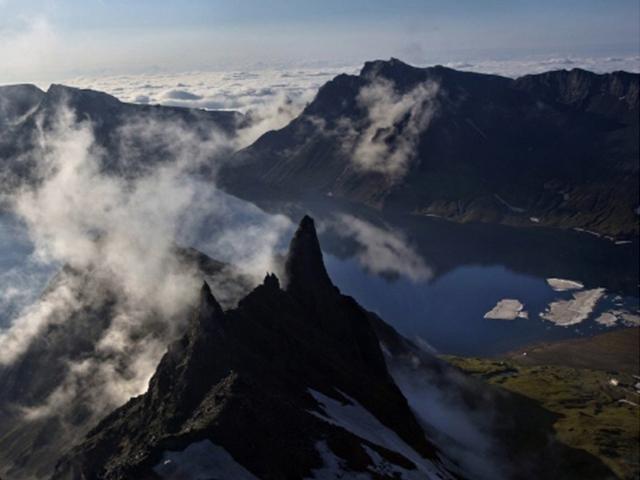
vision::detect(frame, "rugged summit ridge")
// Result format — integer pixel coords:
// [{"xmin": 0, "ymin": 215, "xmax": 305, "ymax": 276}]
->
[{"xmin": 51, "ymin": 216, "xmax": 444, "ymax": 480}]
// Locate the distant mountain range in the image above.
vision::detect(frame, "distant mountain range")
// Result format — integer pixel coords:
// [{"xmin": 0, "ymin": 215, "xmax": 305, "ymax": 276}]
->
[{"xmin": 220, "ymin": 58, "xmax": 639, "ymax": 238}]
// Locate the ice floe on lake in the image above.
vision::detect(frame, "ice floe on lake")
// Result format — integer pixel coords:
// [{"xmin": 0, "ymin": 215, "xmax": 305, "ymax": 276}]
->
[
  {"xmin": 483, "ymin": 299, "xmax": 527, "ymax": 320},
  {"xmin": 595, "ymin": 310, "xmax": 640, "ymax": 327},
  {"xmin": 540, "ymin": 288, "xmax": 605, "ymax": 326},
  {"xmin": 546, "ymin": 278, "xmax": 584, "ymax": 292},
  {"xmin": 595, "ymin": 312, "xmax": 618, "ymax": 327},
  {"xmin": 153, "ymin": 440, "xmax": 259, "ymax": 480}
]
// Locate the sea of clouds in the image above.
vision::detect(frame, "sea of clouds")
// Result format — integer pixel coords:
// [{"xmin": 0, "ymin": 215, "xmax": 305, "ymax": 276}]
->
[{"xmin": 59, "ymin": 53, "xmax": 639, "ymax": 113}]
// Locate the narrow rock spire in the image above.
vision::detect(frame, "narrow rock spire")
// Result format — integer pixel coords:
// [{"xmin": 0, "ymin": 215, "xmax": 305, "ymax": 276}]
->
[{"xmin": 284, "ymin": 215, "xmax": 334, "ymax": 303}]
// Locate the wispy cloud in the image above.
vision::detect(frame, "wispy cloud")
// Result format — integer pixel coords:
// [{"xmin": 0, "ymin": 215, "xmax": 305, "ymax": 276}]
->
[
  {"xmin": 0, "ymin": 98, "xmax": 292, "ymax": 425},
  {"xmin": 351, "ymin": 77, "xmax": 439, "ymax": 180}
]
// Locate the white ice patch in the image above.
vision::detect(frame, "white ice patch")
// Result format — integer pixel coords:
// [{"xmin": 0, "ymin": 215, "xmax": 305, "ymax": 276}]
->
[
  {"xmin": 619, "ymin": 311, "xmax": 640, "ymax": 327},
  {"xmin": 307, "ymin": 389, "xmax": 444, "ymax": 479},
  {"xmin": 595, "ymin": 312, "xmax": 618, "ymax": 327},
  {"xmin": 595, "ymin": 310, "xmax": 640, "ymax": 327},
  {"xmin": 153, "ymin": 439, "xmax": 258, "ymax": 480},
  {"xmin": 483, "ymin": 299, "xmax": 527, "ymax": 320},
  {"xmin": 540, "ymin": 288, "xmax": 605, "ymax": 326},
  {"xmin": 546, "ymin": 278, "xmax": 584, "ymax": 292}
]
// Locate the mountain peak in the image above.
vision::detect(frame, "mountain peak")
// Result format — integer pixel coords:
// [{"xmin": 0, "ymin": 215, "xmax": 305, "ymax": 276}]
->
[
  {"xmin": 360, "ymin": 57, "xmax": 416, "ymax": 79},
  {"xmin": 191, "ymin": 281, "xmax": 224, "ymax": 336},
  {"xmin": 284, "ymin": 215, "xmax": 335, "ymax": 302},
  {"xmin": 262, "ymin": 272, "xmax": 280, "ymax": 290}
]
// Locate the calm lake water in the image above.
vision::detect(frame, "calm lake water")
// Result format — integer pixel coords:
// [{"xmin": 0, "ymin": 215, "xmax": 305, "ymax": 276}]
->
[{"xmin": 325, "ymin": 255, "xmax": 637, "ymax": 356}]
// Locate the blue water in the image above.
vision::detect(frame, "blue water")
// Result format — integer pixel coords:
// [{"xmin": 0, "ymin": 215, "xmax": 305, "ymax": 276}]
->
[{"xmin": 325, "ymin": 254, "xmax": 637, "ymax": 356}]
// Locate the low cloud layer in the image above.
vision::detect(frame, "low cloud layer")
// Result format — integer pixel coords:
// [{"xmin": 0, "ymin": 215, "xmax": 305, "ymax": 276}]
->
[
  {"xmin": 442, "ymin": 54, "xmax": 640, "ymax": 78},
  {"xmin": 64, "ymin": 67, "xmax": 358, "ymax": 148}
]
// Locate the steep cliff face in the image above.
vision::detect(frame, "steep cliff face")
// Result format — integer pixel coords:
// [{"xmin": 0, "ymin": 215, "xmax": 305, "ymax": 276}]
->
[{"xmin": 220, "ymin": 59, "xmax": 639, "ymax": 237}]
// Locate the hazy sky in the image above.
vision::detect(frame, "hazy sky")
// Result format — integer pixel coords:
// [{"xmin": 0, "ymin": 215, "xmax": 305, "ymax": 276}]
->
[{"xmin": 1, "ymin": 0, "xmax": 639, "ymax": 83}]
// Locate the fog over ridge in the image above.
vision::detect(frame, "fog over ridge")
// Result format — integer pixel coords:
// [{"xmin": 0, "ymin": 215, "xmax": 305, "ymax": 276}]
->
[{"xmin": 0, "ymin": 96, "xmax": 293, "ymax": 423}]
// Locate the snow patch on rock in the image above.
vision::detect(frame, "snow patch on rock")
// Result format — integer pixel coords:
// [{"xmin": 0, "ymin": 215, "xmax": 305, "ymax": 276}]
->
[
  {"xmin": 307, "ymin": 389, "xmax": 444, "ymax": 479},
  {"xmin": 483, "ymin": 299, "xmax": 527, "ymax": 320}
]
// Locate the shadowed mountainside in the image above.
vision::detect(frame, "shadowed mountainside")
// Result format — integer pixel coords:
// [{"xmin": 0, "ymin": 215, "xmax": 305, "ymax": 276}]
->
[{"xmin": 220, "ymin": 59, "xmax": 639, "ymax": 237}]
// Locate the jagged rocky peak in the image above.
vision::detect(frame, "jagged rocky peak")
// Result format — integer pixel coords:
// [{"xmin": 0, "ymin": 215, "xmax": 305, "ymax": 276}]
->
[
  {"xmin": 284, "ymin": 214, "xmax": 336, "ymax": 300},
  {"xmin": 190, "ymin": 281, "xmax": 225, "ymax": 335},
  {"xmin": 262, "ymin": 272, "xmax": 280, "ymax": 290},
  {"xmin": 51, "ymin": 214, "xmax": 441, "ymax": 479}
]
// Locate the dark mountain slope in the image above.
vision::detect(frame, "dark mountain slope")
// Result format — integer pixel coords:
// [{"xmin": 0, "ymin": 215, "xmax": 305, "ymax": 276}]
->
[
  {"xmin": 51, "ymin": 217, "xmax": 615, "ymax": 480},
  {"xmin": 220, "ymin": 59, "xmax": 639, "ymax": 237}
]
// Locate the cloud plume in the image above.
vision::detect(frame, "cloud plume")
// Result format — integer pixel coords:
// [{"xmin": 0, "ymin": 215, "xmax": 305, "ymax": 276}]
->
[{"xmin": 351, "ymin": 77, "xmax": 439, "ymax": 180}]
